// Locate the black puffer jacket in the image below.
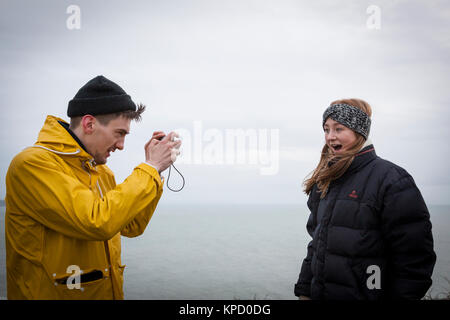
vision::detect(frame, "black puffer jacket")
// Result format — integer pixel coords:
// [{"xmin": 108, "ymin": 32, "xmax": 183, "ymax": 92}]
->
[{"xmin": 294, "ymin": 145, "xmax": 436, "ymax": 300}]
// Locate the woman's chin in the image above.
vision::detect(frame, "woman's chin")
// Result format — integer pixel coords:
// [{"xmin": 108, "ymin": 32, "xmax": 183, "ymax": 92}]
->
[{"xmin": 331, "ymin": 147, "xmax": 348, "ymax": 155}]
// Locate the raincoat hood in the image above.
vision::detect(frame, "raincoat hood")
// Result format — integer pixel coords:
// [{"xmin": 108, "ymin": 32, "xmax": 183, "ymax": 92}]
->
[{"xmin": 35, "ymin": 115, "xmax": 92, "ymax": 160}]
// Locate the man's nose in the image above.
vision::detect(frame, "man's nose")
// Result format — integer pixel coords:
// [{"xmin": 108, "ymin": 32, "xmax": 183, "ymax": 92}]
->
[{"xmin": 116, "ymin": 140, "xmax": 124, "ymax": 150}]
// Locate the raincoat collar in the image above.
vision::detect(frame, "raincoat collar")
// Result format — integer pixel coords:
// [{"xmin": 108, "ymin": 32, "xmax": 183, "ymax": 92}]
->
[
  {"xmin": 57, "ymin": 120, "xmax": 89, "ymax": 154},
  {"xmin": 34, "ymin": 115, "xmax": 94, "ymax": 162}
]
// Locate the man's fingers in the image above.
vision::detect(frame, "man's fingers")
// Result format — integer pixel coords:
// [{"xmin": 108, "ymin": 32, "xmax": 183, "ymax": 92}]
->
[
  {"xmin": 150, "ymin": 131, "xmax": 166, "ymax": 143},
  {"xmin": 166, "ymin": 131, "xmax": 180, "ymax": 142},
  {"xmin": 170, "ymin": 148, "xmax": 181, "ymax": 162},
  {"xmin": 152, "ymin": 134, "xmax": 166, "ymax": 142},
  {"xmin": 173, "ymin": 140, "xmax": 182, "ymax": 148},
  {"xmin": 166, "ymin": 140, "xmax": 182, "ymax": 151},
  {"xmin": 145, "ymin": 138, "xmax": 160, "ymax": 149},
  {"xmin": 153, "ymin": 133, "xmax": 166, "ymax": 138}
]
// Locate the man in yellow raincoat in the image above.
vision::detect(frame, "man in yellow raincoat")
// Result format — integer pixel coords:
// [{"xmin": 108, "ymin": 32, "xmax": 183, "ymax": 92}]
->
[{"xmin": 5, "ymin": 75, "xmax": 181, "ymax": 299}]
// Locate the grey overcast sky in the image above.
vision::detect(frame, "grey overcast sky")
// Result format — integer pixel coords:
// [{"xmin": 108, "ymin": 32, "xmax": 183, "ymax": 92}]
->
[{"xmin": 1, "ymin": 0, "xmax": 449, "ymax": 205}]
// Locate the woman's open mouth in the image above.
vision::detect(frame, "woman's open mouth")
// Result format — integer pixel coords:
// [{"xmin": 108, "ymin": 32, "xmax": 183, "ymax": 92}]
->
[{"xmin": 331, "ymin": 144, "xmax": 342, "ymax": 152}]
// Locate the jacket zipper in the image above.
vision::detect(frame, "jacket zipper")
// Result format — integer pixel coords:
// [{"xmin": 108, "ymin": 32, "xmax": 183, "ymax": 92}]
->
[{"xmin": 83, "ymin": 159, "xmax": 115, "ymax": 298}]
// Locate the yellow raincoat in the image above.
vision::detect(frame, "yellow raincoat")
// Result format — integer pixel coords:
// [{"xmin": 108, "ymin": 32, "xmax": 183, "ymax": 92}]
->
[{"xmin": 5, "ymin": 115, "xmax": 163, "ymax": 299}]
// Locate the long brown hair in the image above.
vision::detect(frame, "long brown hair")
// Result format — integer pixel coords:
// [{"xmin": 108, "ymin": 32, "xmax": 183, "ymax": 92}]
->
[{"xmin": 303, "ymin": 98, "xmax": 372, "ymax": 198}]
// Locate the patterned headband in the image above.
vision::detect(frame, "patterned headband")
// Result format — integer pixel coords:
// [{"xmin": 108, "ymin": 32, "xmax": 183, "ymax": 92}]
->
[{"xmin": 322, "ymin": 103, "xmax": 371, "ymax": 139}]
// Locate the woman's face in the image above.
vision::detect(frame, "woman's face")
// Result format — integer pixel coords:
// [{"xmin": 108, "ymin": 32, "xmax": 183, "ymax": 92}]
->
[{"xmin": 324, "ymin": 118, "xmax": 358, "ymax": 154}]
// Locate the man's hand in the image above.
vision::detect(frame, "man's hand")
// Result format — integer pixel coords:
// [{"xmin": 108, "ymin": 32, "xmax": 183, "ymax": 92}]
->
[
  {"xmin": 145, "ymin": 131, "xmax": 181, "ymax": 173},
  {"xmin": 298, "ymin": 295, "xmax": 311, "ymax": 300}
]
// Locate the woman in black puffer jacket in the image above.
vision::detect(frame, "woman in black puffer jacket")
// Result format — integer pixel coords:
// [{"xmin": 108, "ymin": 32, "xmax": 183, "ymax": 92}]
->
[{"xmin": 294, "ymin": 98, "xmax": 436, "ymax": 300}]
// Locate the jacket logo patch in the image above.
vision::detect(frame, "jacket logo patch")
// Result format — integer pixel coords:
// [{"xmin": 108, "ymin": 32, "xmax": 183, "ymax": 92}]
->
[{"xmin": 349, "ymin": 190, "xmax": 358, "ymax": 198}]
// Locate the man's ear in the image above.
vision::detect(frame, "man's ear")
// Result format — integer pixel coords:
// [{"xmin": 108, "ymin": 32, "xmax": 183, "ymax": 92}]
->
[{"xmin": 81, "ymin": 115, "xmax": 96, "ymax": 134}]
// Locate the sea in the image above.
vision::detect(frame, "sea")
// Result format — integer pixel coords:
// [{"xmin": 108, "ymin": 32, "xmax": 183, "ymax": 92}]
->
[{"xmin": 1, "ymin": 204, "xmax": 449, "ymax": 300}]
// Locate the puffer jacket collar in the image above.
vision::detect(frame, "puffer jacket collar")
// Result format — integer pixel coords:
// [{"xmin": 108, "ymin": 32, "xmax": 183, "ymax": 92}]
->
[{"xmin": 342, "ymin": 144, "xmax": 376, "ymax": 177}]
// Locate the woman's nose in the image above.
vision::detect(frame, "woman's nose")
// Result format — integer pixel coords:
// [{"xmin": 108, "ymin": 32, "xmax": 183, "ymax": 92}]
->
[{"xmin": 327, "ymin": 132, "xmax": 336, "ymax": 140}]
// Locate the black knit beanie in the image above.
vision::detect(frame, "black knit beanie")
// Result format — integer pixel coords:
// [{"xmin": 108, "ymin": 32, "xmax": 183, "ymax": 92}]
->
[
  {"xmin": 67, "ymin": 75, "xmax": 136, "ymax": 117},
  {"xmin": 322, "ymin": 103, "xmax": 371, "ymax": 140}
]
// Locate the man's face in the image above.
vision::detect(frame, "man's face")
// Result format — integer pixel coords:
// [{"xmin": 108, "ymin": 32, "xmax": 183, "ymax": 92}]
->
[{"xmin": 86, "ymin": 116, "xmax": 131, "ymax": 165}]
